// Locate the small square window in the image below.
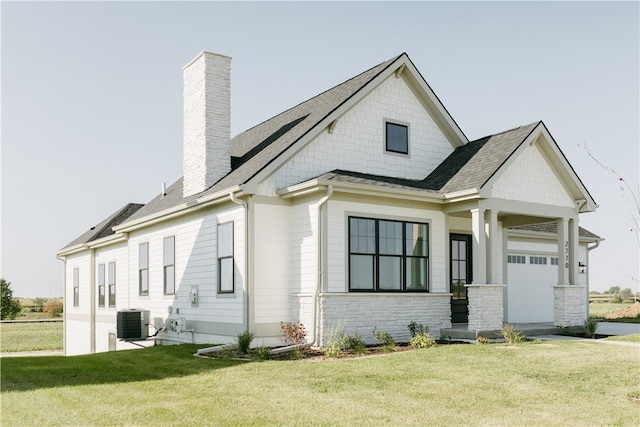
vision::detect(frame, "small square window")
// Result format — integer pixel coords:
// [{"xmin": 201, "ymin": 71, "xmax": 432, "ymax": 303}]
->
[{"xmin": 385, "ymin": 122, "xmax": 408, "ymax": 154}]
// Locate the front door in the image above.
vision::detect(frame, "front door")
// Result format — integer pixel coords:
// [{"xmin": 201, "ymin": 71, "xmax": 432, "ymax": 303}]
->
[{"xmin": 450, "ymin": 234, "xmax": 472, "ymax": 323}]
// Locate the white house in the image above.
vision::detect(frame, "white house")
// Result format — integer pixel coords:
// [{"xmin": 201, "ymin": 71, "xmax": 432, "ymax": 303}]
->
[{"xmin": 57, "ymin": 52, "xmax": 601, "ymax": 356}]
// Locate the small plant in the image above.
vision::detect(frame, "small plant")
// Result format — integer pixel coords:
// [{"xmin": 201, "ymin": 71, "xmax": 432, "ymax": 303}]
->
[
  {"xmin": 344, "ymin": 331, "xmax": 368, "ymax": 354},
  {"xmin": 291, "ymin": 347, "xmax": 305, "ymax": 360},
  {"xmin": 501, "ymin": 323, "xmax": 526, "ymax": 344},
  {"xmin": 410, "ymin": 332, "xmax": 436, "ymax": 349},
  {"xmin": 476, "ymin": 336, "xmax": 490, "ymax": 345},
  {"xmin": 324, "ymin": 322, "xmax": 346, "ymax": 357},
  {"xmin": 373, "ymin": 329, "xmax": 395, "ymax": 351},
  {"xmin": 584, "ymin": 318, "xmax": 599, "ymax": 338},
  {"xmin": 235, "ymin": 330, "xmax": 255, "ymax": 354},
  {"xmin": 280, "ymin": 321, "xmax": 307, "ymax": 345},
  {"xmin": 252, "ymin": 346, "xmax": 271, "ymax": 360},
  {"xmin": 408, "ymin": 321, "xmax": 428, "ymax": 337},
  {"xmin": 43, "ymin": 300, "xmax": 63, "ymax": 318}
]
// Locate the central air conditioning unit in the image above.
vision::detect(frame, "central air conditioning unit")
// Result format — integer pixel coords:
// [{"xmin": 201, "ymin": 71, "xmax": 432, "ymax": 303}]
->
[{"xmin": 117, "ymin": 309, "xmax": 150, "ymax": 341}]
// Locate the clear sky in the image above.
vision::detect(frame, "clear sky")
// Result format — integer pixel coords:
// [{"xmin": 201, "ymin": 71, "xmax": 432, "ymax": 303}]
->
[{"xmin": 2, "ymin": 1, "xmax": 638, "ymax": 297}]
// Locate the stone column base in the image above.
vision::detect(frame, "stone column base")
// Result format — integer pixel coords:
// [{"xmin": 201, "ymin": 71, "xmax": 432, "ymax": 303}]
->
[
  {"xmin": 554, "ymin": 285, "xmax": 586, "ymax": 327},
  {"xmin": 466, "ymin": 284, "xmax": 505, "ymax": 332}
]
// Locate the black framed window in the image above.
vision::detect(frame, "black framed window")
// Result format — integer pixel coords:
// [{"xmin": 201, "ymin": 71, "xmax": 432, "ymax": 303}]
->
[
  {"xmin": 139, "ymin": 243, "xmax": 149, "ymax": 296},
  {"xmin": 108, "ymin": 262, "xmax": 116, "ymax": 307},
  {"xmin": 73, "ymin": 267, "xmax": 79, "ymax": 307},
  {"xmin": 349, "ymin": 217, "xmax": 428, "ymax": 292},
  {"xmin": 217, "ymin": 222, "xmax": 234, "ymax": 293},
  {"xmin": 164, "ymin": 236, "xmax": 175, "ymax": 295},
  {"xmin": 385, "ymin": 122, "xmax": 408, "ymax": 154},
  {"xmin": 98, "ymin": 264, "xmax": 105, "ymax": 307}
]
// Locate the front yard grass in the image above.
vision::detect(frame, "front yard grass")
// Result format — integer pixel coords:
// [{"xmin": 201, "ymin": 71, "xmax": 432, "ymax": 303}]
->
[{"xmin": 2, "ymin": 341, "xmax": 639, "ymax": 426}]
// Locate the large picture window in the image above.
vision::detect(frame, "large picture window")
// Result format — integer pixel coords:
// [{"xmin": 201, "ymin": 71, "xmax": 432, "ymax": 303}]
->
[
  {"xmin": 108, "ymin": 262, "xmax": 116, "ymax": 307},
  {"xmin": 349, "ymin": 217, "xmax": 428, "ymax": 292},
  {"xmin": 98, "ymin": 264, "xmax": 105, "ymax": 307},
  {"xmin": 164, "ymin": 236, "xmax": 175, "ymax": 295},
  {"xmin": 217, "ymin": 222, "xmax": 234, "ymax": 293},
  {"xmin": 139, "ymin": 243, "xmax": 149, "ymax": 296}
]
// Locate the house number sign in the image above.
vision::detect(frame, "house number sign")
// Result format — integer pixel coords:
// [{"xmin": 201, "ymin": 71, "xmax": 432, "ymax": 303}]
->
[{"xmin": 564, "ymin": 240, "xmax": 569, "ymax": 268}]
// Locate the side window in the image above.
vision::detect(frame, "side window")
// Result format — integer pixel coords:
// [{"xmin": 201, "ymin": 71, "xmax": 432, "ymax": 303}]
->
[
  {"xmin": 108, "ymin": 262, "xmax": 116, "ymax": 307},
  {"xmin": 385, "ymin": 122, "xmax": 408, "ymax": 154},
  {"xmin": 217, "ymin": 222, "xmax": 234, "ymax": 293},
  {"xmin": 139, "ymin": 243, "xmax": 149, "ymax": 296},
  {"xmin": 98, "ymin": 264, "xmax": 105, "ymax": 307},
  {"xmin": 73, "ymin": 267, "xmax": 79, "ymax": 307},
  {"xmin": 163, "ymin": 236, "xmax": 175, "ymax": 295}
]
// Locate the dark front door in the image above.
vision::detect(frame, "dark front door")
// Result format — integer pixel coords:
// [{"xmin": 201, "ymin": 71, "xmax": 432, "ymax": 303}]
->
[{"xmin": 450, "ymin": 234, "xmax": 472, "ymax": 323}]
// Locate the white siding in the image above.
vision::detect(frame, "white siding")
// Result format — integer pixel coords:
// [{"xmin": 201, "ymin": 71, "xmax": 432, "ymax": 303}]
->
[
  {"xmin": 491, "ymin": 143, "xmax": 575, "ymax": 207},
  {"xmin": 258, "ymin": 75, "xmax": 453, "ymax": 195},
  {"xmin": 64, "ymin": 251, "xmax": 92, "ymax": 356}
]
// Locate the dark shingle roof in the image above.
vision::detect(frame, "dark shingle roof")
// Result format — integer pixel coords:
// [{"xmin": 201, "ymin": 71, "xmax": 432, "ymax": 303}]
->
[
  {"xmin": 125, "ymin": 54, "xmax": 403, "ymax": 224},
  {"xmin": 510, "ymin": 221, "xmax": 601, "ymax": 240},
  {"xmin": 61, "ymin": 203, "xmax": 144, "ymax": 250},
  {"xmin": 314, "ymin": 170, "xmax": 441, "ymax": 193},
  {"xmin": 424, "ymin": 122, "xmax": 540, "ymax": 192}
]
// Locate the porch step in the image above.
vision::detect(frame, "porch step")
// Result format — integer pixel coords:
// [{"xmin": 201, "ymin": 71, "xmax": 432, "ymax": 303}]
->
[{"xmin": 441, "ymin": 324, "xmax": 584, "ymax": 341}]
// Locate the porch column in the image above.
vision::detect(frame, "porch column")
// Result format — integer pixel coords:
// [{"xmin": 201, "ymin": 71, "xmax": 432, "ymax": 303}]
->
[
  {"xmin": 471, "ymin": 208, "xmax": 486, "ymax": 284},
  {"xmin": 486, "ymin": 210, "xmax": 499, "ymax": 284},
  {"xmin": 569, "ymin": 218, "xmax": 579, "ymax": 285},
  {"xmin": 557, "ymin": 218, "xmax": 569, "ymax": 286}
]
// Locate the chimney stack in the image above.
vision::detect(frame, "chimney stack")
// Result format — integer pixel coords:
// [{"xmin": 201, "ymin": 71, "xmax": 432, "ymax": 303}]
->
[{"xmin": 182, "ymin": 51, "xmax": 231, "ymax": 198}]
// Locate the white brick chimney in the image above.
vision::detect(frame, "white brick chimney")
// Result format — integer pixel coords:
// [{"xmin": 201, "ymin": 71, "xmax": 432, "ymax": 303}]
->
[{"xmin": 182, "ymin": 51, "xmax": 231, "ymax": 198}]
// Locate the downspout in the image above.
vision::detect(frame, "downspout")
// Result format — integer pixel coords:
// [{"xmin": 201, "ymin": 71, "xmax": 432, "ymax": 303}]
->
[
  {"xmin": 312, "ymin": 185, "xmax": 333, "ymax": 347},
  {"xmin": 56, "ymin": 254, "xmax": 67, "ymax": 355},
  {"xmin": 586, "ymin": 240, "xmax": 601, "ymax": 318},
  {"xmin": 230, "ymin": 191, "xmax": 249, "ymax": 332},
  {"xmin": 89, "ymin": 248, "xmax": 96, "ymax": 354}
]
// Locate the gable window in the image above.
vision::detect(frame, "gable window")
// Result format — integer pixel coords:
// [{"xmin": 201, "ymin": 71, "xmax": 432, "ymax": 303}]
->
[
  {"xmin": 98, "ymin": 264, "xmax": 105, "ymax": 307},
  {"xmin": 73, "ymin": 267, "xmax": 79, "ymax": 307},
  {"xmin": 385, "ymin": 122, "xmax": 408, "ymax": 154},
  {"xmin": 507, "ymin": 255, "xmax": 526, "ymax": 264},
  {"xmin": 139, "ymin": 243, "xmax": 149, "ymax": 296},
  {"xmin": 108, "ymin": 262, "xmax": 116, "ymax": 307},
  {"xmin": 530, "ymin": 256, "xmax": 547, "ymax": 265},
  {"xmin": 164, "ymin": 236, "xmax": 175, "ymax": 295},
  {"xmin": 349, "ymin": 217, "xmax": 428, "ymax": 292},
  {"xmin": 217, "ymin": 222, "xmax": 234, "ymax": 293}
]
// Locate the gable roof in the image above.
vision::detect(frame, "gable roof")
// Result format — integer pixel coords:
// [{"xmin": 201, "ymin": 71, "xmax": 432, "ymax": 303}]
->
[
  {"xmin": 509, "ymin": 221, "xmax": 602, "ymax": 241},
  {"xmin": 125, "ymin": 52, "xmax": 467, "ymax": 225},
  {"xmin": 60, "ymin": 203, "xmax": 144, "ymax": 251}
]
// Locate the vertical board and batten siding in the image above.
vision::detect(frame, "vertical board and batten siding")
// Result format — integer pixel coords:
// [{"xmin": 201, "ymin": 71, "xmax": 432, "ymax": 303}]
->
[
  {"xmin": 490, "ymin": 143, "xmax": 575, "ymax": 208},
  {"xmin": 252, "ymin": 201, "xmax": 292, "ymax": 325},
  {"xmin": 506, "ymin": 237, "xmax": 589, "ymax": 323},
  {"xmin": 64, "ymin": 251, "xmax": 92, "ymax": 356},
  {"xmin": 257, "ymin": 74, "xmax": 453, "ymax": 196}
]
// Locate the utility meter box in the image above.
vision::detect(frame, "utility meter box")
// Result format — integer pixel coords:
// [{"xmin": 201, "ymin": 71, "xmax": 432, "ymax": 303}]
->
[{"xmin": 117, "ymin": 309, "xmax": 150, "ymax": 341}]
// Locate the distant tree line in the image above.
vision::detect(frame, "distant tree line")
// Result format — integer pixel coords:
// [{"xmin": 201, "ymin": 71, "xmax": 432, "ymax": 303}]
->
[{"xmin": 1, "ymin": 278, "xmax": 63, "ymax": 320}]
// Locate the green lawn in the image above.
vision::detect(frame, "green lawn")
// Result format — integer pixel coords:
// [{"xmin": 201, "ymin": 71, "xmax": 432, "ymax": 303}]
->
[
  {"xmin": 2, "ymin": 342, "xmax": 639, "ymax": 426},
  {"xmin": 0, "ymin": 322, "xmax": 63, "ymax": 352}
]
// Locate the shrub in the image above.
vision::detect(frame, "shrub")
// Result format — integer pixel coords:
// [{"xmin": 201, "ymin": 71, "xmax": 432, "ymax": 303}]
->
[
  {"xmin": 43, "ymin": 300, "xmax": 63, "ymax": 318},
  {"xmin": 476, "ymin": 336, "xmax": 490, "ymax": 345},
  {"xmin": 612, "ymin": 294, "xmax": 624, "ymax": 304},
  {"xmin": 584, "ymin": 318, "xmax": 599, "ymax": 338},
  {"xmin": 408, "ymin": 321, "xmax": 428, "ymax": 337},
  {"xmin": 344, "ymin": 331, "xmax": 367, "ymax": 354},
  {"xmin": 324, "ymin": 322, "xmax": 346, "ymax": 357},
  {"xmin": 501, "ymin": 323, "xmax": 526, "ymax": 344},
  {"xmin": 373, "ymin": 329, "xmax": 395, "ymax": 351},
  {"xmin": 252, "ymin": 346, "xmax": 271, "ymax": 360},
  {"xmin": 235, "ymin": 330, "xmax": 255, "ymax": 354},
  {"xmin": 280, "ymin": 321, "xmax": 307, "ymax": 345},
  {"xmin": 410, "ymin": 332, "xmax": 436, "ymax": 349}
]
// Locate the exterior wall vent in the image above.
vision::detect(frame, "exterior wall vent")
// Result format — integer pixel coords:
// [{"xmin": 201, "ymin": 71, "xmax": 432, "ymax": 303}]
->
[{"xmin": 117, "ymin": 309, "xmax": 150, "ymax": 341}]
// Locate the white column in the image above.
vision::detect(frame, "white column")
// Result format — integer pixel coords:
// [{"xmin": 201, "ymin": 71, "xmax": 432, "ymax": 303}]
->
[
  {"xmin": 471, "ymin": 208, "xmax": 486, "ymax": 284},
  {"xmin": 569, "ymin": 218, "xmax": 579, "ymax": 285},
  {"xmin": 486, "ymin": 210, "xmax": 499, "ymax": 284},
  {"xmin": 557, "ymin": 218, "xmax": 569, "ymax": 286}
]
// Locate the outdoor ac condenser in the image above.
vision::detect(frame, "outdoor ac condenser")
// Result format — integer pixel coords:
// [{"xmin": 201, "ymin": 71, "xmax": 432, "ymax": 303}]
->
[{"xmin": 116, "ymin": 309, "xmax": 150, "ymax": 341}]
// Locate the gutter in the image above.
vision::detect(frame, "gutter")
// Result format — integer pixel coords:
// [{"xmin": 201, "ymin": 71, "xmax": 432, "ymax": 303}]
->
[
  {"xmin": 230, "ymin": 190, "xmax": 250, "ymax": 332},
  {"xmin": 312, "ymin": 185, "xmax": 333, "ymax": 347}
]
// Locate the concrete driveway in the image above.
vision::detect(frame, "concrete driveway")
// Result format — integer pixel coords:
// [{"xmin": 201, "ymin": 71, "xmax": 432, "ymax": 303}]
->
[{"xmin": 596, "ymin": 321, "xmax": 640, "ymax": 336}]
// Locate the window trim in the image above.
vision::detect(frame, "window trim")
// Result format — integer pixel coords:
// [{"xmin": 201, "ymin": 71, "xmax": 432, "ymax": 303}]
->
[
  {"xmin": 108, "ymin": 262, "xmax": 116, "ymax": 307},
  {"xmin": 163, "ymin": 236, "xmax": 175, "ymax": 295},
  {"xmin": 384, "ymin": 120, "xmax": 409, "ymax": 155},
  {"xmin": 348, "ymin": 216, "xmax": 429, "ymax": 293},
  {"xmin": 217, "ymin": 222, "xmax": 234, "ymax": 294},
  {"xmin": 73, "ymin": 267, "xmax": 79, "ymax": 307},
  {"xmin": 139, "ymin": 242, "xmax": 149, "ymax": 296},
  {"xmin": 97, "ymin": 263, "xmax": 105, "ymax": 307}
]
